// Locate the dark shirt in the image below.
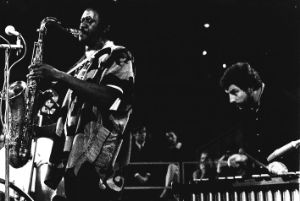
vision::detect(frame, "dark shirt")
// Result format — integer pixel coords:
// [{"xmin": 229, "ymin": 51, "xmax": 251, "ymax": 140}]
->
[
  {"xmin": 234, "ymin": 85, "xmax": 299, "ymax": 172},
  {"xmin": 125, "ymin": 140, "xmax": 156, "ymax": 187},
  {"xmin": 160, "ymin": 144, "xmax": 184, "ymax": 162},
  {"xmin": 192, "ymin": 167, "xmax": 216, "ymax": 180},
  {"xmin": 130, "ymin": 141, "xmax": 153, "ymax": 162}
]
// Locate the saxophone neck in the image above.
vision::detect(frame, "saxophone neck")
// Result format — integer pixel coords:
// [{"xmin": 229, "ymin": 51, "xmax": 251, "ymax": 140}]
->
[
  {"xmin": 38, "ymin": 17, "xmax": 81, "ymax": 39},
  {"xmin": 38, "ymin": 17, "xmax": 61, "ymax": 33},
  {"xmin": 32, "ymin": 17, "xmax": 57, "ymax": 64}
]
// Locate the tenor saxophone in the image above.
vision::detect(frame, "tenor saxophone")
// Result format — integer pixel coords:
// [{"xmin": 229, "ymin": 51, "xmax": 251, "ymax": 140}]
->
[{"xmin": 8, "ymin": 17, "xmax": 80, "ymax": 168}]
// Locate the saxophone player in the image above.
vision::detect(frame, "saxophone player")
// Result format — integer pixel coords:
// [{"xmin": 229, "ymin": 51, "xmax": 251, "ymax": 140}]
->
[{"xmin": 28, "ymin": 4, "xmax": 135, "ymax": 201}]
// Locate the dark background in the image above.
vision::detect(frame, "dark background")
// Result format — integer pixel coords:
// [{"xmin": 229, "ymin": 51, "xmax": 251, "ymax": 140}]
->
[{"xmin": 0, "ymin": 0, "xmax": 299, "ymax": 160}]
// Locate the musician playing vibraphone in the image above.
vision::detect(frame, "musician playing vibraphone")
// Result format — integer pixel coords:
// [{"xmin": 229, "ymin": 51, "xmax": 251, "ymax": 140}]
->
[
  {"xmin": 171, "ymin": 62, "xmax": 299, "ymax": 201},
  {"xmin": 218, "ymin": 62, "xmax": 299, "ymax": 177}
]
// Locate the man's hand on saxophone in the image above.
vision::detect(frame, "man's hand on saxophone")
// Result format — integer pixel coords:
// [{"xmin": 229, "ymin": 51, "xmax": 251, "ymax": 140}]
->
[
  {"xmin": 27, "ymin": 62, "xmax": 122, "ymax": 108},
  {"xmin": 27, "ymin": 63, "xmax": 63, "ymax": 81}
]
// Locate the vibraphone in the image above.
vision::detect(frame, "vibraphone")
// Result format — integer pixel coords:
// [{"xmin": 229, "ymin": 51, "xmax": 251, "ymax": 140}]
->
[{"xmin": 172, "ymin": 172, "xmax": 300, "ymax": 201}]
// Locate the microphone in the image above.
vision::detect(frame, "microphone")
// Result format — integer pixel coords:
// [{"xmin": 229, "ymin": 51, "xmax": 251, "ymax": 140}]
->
[
  {"xmin": 0, "ymin": 25, "xmax": 23, "ymax": 50},
  {"xmin": 5, "ymin": 25, "xmax": 21, "ymax": 37},
  {"xmin": 267, "ymin": 139, "xmax": 300, "ymax": 162}
]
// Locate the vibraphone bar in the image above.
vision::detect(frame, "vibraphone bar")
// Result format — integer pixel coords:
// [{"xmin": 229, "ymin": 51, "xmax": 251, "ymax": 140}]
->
[{"xmin": 172, "ymin": 172, "xmax": 300, "ymax": 201}]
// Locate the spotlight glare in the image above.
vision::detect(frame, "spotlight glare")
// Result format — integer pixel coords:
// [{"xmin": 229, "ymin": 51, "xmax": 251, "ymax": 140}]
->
[
  {"xmin": 204, "ymin": 23, "xmax": 210, "ymax": 28},
  {"xmin": 222, "ymin": 64, "xmax": 227, "ymax": 68},
  {"xmin": 202, "ymin": 50, "xmax": 207, "ymax": 56}
]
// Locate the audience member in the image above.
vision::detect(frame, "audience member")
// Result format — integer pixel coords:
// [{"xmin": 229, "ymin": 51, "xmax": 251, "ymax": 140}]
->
[
  {"xmin": 130, "ymin": 126, "xmax": 153, "ymax": 162},
  {"xmin": 160, "ymin": 131, "xmax": 184, "ymax": 162},
  {"xmin": 192, "ymin": 151, "xmax": 216, "ymax": 181},
  {"xmin": 124, "ymin": 126, "xmax": 154, "ymax": 201},
  {"xmin": 159, "ymin": 130, "xmax": 184, "ymax": 201}
]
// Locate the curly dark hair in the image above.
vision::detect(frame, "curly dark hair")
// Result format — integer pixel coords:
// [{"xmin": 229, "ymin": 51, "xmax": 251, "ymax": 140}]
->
[{"xmin": 220, "ymin": 62, "xmax": 263, "ymax": 91}]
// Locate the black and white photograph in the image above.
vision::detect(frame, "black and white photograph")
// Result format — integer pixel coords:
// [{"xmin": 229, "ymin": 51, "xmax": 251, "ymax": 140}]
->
[{"xmin": 0, "ymin": 0, "xmax": 299, "ymax": 200}]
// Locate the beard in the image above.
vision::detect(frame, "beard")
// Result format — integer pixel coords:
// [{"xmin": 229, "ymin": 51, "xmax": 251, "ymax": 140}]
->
[
  {"xmin": 236, "ymin": 91, "xmax": 257, "ymax": 110},
  {"xmin": 78, "ymin": 28, "xmax": 100, "ymax": 46},
  {"xmin": 78, "ymin": 32, "xmax": 90, "ymax": 44}
]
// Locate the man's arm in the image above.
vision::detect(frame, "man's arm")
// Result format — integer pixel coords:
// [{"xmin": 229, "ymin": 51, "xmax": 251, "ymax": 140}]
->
[
  {"xmin": 29, "ymin": 64, "xmax": 122, "ymax": 109},
  {"xmin": 58, "ymin": 71, "xmax": 122, "ymax": 108}
]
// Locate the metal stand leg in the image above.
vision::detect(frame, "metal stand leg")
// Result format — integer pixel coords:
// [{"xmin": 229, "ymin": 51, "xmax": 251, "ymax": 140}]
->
[{"xmin": 4, "ymin": 48, "xmax": 11, "ymax": 201}]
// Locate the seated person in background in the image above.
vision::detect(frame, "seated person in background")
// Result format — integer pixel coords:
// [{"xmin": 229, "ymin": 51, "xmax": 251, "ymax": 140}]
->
[
  {"xmin": 160, "ymin": 130, "xmax": 184, "ymax": 201},
  {"xmin": 123, "ymin": 126, "xmax": 155, "ymax": 201},
  {"xmin": 161, "ymin": 130, "xmax": 183, "ymax": 162},
  {"xmin": 126, "ymin": 126, "xmax": 153, "ymax": 186},
  {"xmin": 192, "ymin": 151, "xmax": 216, "ymax": 181}
]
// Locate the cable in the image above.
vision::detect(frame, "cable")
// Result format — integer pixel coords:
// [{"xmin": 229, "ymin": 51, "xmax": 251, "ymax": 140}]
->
[{"xmin": 9, "ymin": 34, "xmax": 27, "ymax": 72}]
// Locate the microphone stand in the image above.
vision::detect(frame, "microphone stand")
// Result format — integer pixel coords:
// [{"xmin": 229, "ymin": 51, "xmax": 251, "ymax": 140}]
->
[
  {"xmin": 3, "ymin": 44, "xmax": 11, "ymax": 201},
  {"xmin": 0, "ymin": 34, "xmax": 25, "ymax": 201}
]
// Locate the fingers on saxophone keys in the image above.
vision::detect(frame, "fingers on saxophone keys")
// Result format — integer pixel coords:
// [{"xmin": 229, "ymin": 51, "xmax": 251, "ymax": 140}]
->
[
  {"xmin": 28, "ymin": 63, "xmax": 42, "ymax": 70},
  {"xmin": 27, "ymin": 70, "xmax": 42, "ymax": 80}
]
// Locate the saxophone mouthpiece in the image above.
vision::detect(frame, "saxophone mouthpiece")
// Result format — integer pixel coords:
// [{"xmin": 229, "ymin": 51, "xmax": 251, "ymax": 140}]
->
[{"xmin": 64, "ymin": 28, "xmax": 82, "ymax": 38}]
